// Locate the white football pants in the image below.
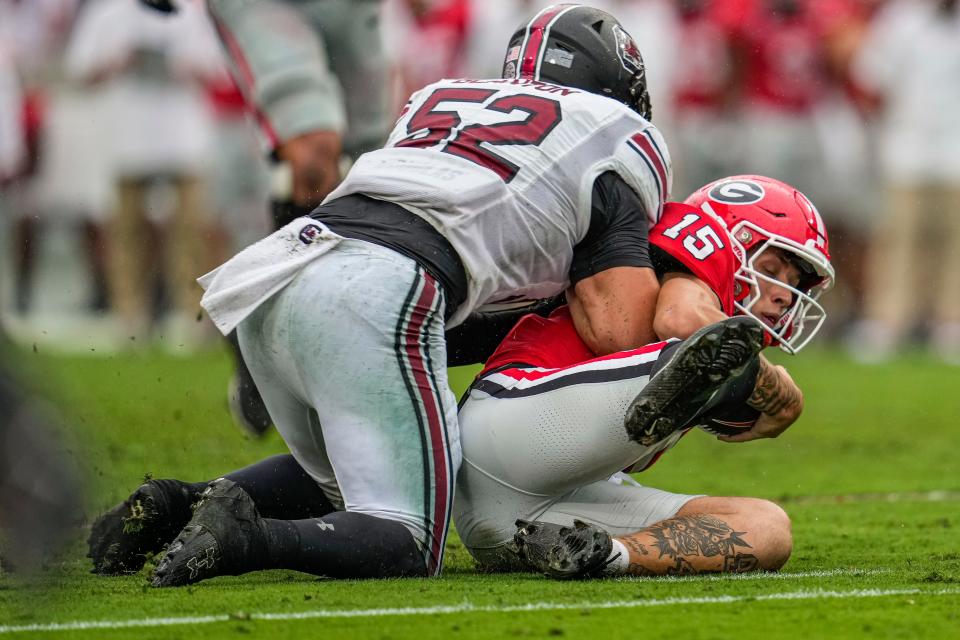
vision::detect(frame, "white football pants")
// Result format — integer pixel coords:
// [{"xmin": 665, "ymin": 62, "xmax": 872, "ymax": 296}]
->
[
  {"xmin": 238, "ymin": 240, "xmax": 460, "ymax": 575},
  {"xmin": 453, "ymin": 342, "xmax": 699, "ymax": 571}
]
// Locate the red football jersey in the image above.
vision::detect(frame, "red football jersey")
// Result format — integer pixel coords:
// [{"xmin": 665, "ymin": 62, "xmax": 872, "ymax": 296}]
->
[
  {"xmin": 479, "ymin": 305, "xmax": 595, "ymax": 375},
  {"xmin": 648, "ymin": 201, "xmax": 737, "ymax": 317},
  {"xmin": 480, "ymin": 203, "xmax": 738, "ymax": 375}
]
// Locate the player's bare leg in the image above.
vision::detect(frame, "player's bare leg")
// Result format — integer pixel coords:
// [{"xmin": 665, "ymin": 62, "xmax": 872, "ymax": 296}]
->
[
  {"xmin": 610, "ymin": 497, "xmax": 791, "ymax": 576},
  {"xmin": 514, "ymin": 496, "xmax": 791, "ymax": 579}
]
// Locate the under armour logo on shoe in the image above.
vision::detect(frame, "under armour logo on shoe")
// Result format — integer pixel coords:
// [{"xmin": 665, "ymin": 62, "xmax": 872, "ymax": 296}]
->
[
  {"xmin": 186, "ymin": 547, "xmax": 217, "ymax": 579},
  {"xmin": 315, "ymin": 520, "xmax": 335, "ymax": 532}
]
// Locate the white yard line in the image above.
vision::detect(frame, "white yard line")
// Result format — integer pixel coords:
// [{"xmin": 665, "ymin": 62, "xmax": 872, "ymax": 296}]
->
[
  {"xmin": 612, "ymin": 567, "xmax": 889, "ymax": 583},
  {"xmin": 779, "ymin": 489, "xmax": 960, "ymax": 505},
  {"xmin": 2, "ymin": 587, "xmax": 958, "ymax": 634}
]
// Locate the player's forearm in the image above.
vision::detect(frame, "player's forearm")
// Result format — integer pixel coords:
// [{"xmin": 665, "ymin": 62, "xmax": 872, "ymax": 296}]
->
[
  {"xmin": 652, "ymin": 273, "xmax": 725, "ymax": 341},
  {"xmin": 746, "ymin": 356, "xmax": 803, "ymax": 428}
]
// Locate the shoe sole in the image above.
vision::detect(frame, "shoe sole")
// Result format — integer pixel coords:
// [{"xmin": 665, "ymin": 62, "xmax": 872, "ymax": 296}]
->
[
  {"xmin": 516, "ymin": 520, "xmax": 613, "ymax": 580},
  {"xmin": 545, "ymin": 524, "xmax": 613, "ymax": 579},
  {"xmin": 624, "ymin": 317, "xmax": 764, "ymax": 446}
]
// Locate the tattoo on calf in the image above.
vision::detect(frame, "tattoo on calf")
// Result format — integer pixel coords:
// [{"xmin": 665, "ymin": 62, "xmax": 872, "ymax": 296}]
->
[
  {"xmin": 747, "ymin": 360, "xmax": 800, "ymax": 416},
  {"xmin": 723, "ymin": 553, "xmax": 761, "ymax": 573},
  {"xmin": 645, "ymin": 514, "xmax": 759, "ymax": 575},
  {"xmin": 627, "ymin": 562, "xmax": 668, "ymax": 577},
  {"xmin": 621, "ymin": 538, "xmax": 650, "ymax": 556}
]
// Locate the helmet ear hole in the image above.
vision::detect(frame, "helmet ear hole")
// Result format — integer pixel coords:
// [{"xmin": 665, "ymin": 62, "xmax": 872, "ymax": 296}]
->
[{"xmin": 590, "ymin": 20, "xmax": 604, "ymax": 33}]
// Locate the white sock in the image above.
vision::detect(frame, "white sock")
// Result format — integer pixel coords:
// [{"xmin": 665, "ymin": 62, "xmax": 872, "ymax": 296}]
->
[{"xmin": 603, "ymin": 539, "xmax": 631, "ymax": 575}]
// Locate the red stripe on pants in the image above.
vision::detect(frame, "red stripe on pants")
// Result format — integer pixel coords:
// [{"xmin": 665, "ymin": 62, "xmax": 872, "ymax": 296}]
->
[{"xmin": 402, "ymin": 274, "xmax": 449, "ymax": 575}]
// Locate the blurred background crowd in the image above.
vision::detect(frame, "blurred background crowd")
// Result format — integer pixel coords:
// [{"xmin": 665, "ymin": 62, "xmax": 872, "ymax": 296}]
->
[{"xmin": 0, "ymin": 0, "xmax": 958, "ymax": 363}]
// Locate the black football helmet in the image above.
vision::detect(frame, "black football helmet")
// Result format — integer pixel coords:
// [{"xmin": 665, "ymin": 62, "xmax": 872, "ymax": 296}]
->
[{"xmin": 502, "ymin": 4, "xmax": 652, "ymax": 121}]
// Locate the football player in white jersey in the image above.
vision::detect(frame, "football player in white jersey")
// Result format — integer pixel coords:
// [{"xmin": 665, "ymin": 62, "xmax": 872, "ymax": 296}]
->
[
  {"xmin": 457, "ymin": 175, "xmax": 834, "ymax": 578},
  {"xmin": 88, "ymin": 4, "xmax": 676, "ymax": 585}
]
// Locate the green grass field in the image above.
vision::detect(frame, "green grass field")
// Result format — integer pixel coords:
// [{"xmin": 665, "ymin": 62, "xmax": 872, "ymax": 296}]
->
[{"xmin": 1, "ymin": 346, "xmax": 958, "ymax": 638}]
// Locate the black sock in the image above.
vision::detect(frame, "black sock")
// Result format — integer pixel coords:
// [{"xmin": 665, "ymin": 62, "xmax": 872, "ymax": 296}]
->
[
  {"xmin": 259, "ymin": 512, "xmax": 427, "ymax": 578},
  {"xmin": 154, "ymin": 479, "xmax": 206, "ymax": 513},
  {"xmin": 177, "ymin": 454, "xmax": 333, "ymax": 531},
  {"xmin": 222, "ymin": 454, "xmax": 335, "ymax": 519}
]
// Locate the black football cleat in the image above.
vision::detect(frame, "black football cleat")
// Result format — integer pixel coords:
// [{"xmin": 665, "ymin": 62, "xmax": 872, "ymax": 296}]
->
[
  {"xmin": 152, "ymin": 478, "xmax": 266, "ymax": 587},
  {"xmin": 624, "ymin": 316, "xmax": 764, "ymax": 446},
  {"xmin": 227, "ymin": 332, "xmax": 273, "ymax": 438},
  {"xmin": 87, "ymin": 479, "xmax": 196, "ymax": 575},
  {"xmin": 514, "ymin": 519, "xmax": 617, "ymax": 580}
]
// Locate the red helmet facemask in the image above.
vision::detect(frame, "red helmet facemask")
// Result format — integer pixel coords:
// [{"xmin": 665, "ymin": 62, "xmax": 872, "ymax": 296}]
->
[{"xmin": 684, "ymin": 176, "xmax": 835, "ymax": 354}]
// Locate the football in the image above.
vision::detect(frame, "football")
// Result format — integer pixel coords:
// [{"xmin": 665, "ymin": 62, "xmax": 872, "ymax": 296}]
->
[{"xmin": 698, "ymin": 403, "xmax": 761, "ymax": 437}]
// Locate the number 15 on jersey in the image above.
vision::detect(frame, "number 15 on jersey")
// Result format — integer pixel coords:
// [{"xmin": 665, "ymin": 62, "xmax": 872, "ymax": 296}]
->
[{"xmin": 661, "ymin": 213, "xmax": 726, "ymax": 260}]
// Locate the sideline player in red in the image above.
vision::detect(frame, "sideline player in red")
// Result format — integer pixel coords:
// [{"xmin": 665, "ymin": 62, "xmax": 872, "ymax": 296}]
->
[
  {"xmin": 475, "ymin": 175, "xmax": 834, "ymax": 578},
  {"xmin": 89, "ymin": 4, "xmax": 671, "ymax": 584}
]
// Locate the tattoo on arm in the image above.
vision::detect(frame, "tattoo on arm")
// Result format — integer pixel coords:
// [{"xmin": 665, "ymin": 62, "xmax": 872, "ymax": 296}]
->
[
  {"xmin": 642, "ymin": 514, "xmax": 759, "ymax": 575},
  {"xmin": 747, "ymin": 360, "xmax": 800, "ymax": 416}
]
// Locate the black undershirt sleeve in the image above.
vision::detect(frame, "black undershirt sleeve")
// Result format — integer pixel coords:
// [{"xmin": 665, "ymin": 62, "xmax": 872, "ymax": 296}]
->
[
  {"xmin": 444, "ymin": 296, "xmax": 565, "ymax": 367},
  {"xmin": 568, "ymin": 171, "xmax": 653, "ymax": 286},
  {"xmin": 650, "ymin": 244, "xmax": 693, "ymax": 279}
]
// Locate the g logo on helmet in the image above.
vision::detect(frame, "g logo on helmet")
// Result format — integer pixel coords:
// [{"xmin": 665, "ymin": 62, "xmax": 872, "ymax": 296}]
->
[{"xmin": 708, "ymin": 180, "xmax": 765, "ymax": 206}]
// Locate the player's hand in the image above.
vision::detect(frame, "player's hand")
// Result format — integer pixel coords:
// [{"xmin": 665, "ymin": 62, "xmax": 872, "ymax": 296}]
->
[
  {"xmin": 718, "ymin": 359, "xmax": 803, "ymax": 443},
  {"xmin": 139, "ymin": 0, "xmax": 179, "ymax": 14}
]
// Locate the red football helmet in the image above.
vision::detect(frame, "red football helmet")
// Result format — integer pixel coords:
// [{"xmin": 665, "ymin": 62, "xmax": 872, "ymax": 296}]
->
[{"xmin": 684, "ymin": 175, "xmax": 835, "ymax": 353}]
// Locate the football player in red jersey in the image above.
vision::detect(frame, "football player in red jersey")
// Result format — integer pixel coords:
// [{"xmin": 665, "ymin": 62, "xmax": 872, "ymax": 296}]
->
[
  {"xmin": 83, "ymin": 175, "xmax": 832, "ymax": 582},
  {"xmin": 459, "ymin": 175, "xmax": 834, "ymax": 578}
]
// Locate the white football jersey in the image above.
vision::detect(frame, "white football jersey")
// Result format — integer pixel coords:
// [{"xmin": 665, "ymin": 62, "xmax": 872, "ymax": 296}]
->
[{"xmin": 325, "ymin": 77, "xmax": 672, "ymax": 326}]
